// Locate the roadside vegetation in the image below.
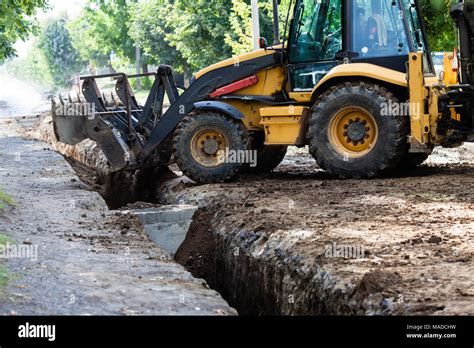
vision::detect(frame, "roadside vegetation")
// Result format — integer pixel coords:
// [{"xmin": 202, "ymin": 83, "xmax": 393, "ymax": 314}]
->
[
  {"xmin": 0, "ymin": 188, "xmax": 15, "ymax": 210},
  {"xmin": 0, "ymin": 234, "xmax": 14, "ymax": 289},
  {"xmin": 0, "ymin": 263, "xmax": 7, "ymax": 288}
]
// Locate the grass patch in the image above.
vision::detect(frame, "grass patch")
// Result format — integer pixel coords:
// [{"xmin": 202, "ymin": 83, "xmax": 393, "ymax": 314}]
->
[
  {"xmin": 0, "ymin": 187, "xmax": 15, "ymax": 209},
  {"xmin": 0, "ymin": 234, "xmax": 14, "ymax": 246},
  {"xmin": 0, "ymin": 234, "xmax": 13, "ymax": 288},
  {"xmin": 0, "ymin": 266, "xmax": 8, "ymax": 287}
]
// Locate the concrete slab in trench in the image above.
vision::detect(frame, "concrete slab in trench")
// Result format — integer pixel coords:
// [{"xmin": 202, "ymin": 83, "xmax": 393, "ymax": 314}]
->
[{"xmin": 123, "ymin": 206, "xmax": 198, "ymax": 255}]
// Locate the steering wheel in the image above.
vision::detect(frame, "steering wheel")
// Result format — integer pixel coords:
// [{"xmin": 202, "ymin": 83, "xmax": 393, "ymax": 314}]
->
[{"xmin": 321, "ymin": 27, "xmax": 342, "ymax": 58}]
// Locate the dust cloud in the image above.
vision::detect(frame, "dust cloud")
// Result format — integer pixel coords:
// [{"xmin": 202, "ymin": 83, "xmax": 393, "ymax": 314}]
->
[{"xmin": 0, "ymin": 68, "xmax": 50, "ymax": 117}]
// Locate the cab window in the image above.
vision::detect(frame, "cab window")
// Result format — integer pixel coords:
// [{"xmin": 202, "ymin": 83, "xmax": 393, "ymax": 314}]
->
[
  {"xmin": 290, "ymin": 0, "xmax": 343, "ymax": 63},
  {"xmin": 352, "ymin": 0, "xmax": 409, "ymax": 58}
]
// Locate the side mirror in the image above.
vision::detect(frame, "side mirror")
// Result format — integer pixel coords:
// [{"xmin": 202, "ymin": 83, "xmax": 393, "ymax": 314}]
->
[{"xmin": 259, "ymin": 37, "xmax": 268, "ymax": 50}]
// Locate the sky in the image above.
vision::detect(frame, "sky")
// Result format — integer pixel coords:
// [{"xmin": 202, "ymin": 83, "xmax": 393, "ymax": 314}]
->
[
  {"xmin": 14, "ymin": 0, "xmax": 86, "ymax": 58},
  {"xmin": 39, "ymin": 0, "xmax": 85, "ymax": 19}
]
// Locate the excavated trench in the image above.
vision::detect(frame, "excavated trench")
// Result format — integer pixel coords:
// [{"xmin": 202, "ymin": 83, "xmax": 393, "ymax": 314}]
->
[
  {"xmin": 66, "ymin": 159, "xmax": 281, "ymax": 315},
  {"xmin": 66, "ymin": 160, "xmax": 385, "ymax": 316},
  {"xmin": 26, "ymin": 115, "xmax": 474, "ymax": 316},
  {"xmin": 25, "ymin": 115, "xmax": 282, "ymax": 314}
]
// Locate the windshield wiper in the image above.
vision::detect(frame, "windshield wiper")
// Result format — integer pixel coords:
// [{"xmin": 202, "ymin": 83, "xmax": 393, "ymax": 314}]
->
[
  {"xmin": 407, "ymin": 2, "xmax": 423, "ymax": 49},
  {"xmin": 386, "ymin": 0, "xmax": 404, "ymax": 50}
]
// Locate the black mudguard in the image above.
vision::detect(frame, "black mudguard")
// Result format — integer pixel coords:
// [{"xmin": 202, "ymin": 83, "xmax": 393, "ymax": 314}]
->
[{"xmin": 193, "ymin": 101, "xmax": 245, "ymax": 120}]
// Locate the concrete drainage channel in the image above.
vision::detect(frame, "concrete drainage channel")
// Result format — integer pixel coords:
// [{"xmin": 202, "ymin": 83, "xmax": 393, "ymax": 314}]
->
[{"xmin": 123, "ymin": 206, "xmax": 198, "ymax": 255}]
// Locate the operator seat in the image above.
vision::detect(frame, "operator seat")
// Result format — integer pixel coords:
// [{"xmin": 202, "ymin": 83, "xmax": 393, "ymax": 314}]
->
[{"xmin": 365, "ymin": 0, "xmax": 388, "ymax": 48}]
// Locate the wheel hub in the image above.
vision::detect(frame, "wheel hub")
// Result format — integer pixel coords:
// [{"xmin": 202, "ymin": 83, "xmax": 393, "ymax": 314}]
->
[
  {"xmin": 190, "ymin": 129, "xmax": 229, "ymax": 168},
  {"xmin": 328, "ymin": 107, "xmax": 378, "ymax": 158},
  {"xmin": 203, "ymin": 138, "xmax": 220, "ymax": 155},
  {"xmin": 346, "ymin": 120, "xmax": 368, "ymax": 143}
]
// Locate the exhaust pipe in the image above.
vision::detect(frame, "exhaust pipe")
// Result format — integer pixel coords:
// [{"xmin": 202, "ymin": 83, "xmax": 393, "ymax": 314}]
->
[{"xmin": 273, "ymin": 0, "xmax": 281, "ymax": 45}]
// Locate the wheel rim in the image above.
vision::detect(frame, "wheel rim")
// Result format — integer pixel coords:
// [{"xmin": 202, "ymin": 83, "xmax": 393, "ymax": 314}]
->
[
  {"xmin": 190, "ymin": 128, "xmax": 229, "ymax": 168},
  {"xmin": 328, "ymin": 107, "xmax": 378, "ymax": 158}
]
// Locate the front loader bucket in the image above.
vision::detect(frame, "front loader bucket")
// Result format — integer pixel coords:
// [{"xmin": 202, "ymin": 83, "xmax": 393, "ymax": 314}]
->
[
  {"xmin": 52, "ymin": 96, "xmax": 136, "ymax": 172},
  {"xmin": 52, "ymin": 67, "xmax": 179, "ymax": 173},
  {"xmin": 52, "ymin": 97, "xmax": 91, "ymax": 146}
]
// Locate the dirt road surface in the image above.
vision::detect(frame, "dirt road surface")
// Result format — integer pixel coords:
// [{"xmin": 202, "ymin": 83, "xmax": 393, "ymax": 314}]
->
[
  {"xmin": 162, "ymin": 146, "xmax": 474, "ymax": 315},
  {"xmin": 0, "ymin": 119, "xmax": 235, "ymax": 315}
]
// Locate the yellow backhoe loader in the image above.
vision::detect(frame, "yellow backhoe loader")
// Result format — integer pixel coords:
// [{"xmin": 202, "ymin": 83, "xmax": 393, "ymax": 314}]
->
[{"xmin": 53, "ymin": 0, "xmax": 474, "ymax": 183}]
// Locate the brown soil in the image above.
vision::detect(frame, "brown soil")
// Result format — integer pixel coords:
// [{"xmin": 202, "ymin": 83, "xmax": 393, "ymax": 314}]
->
[
  {"xmin": 159, "ymin": 147, "xmax": 474, "ymax": 315},
  {"xmin": 175, "ymin": 209, "xmax": 217, "ymax": 283}
]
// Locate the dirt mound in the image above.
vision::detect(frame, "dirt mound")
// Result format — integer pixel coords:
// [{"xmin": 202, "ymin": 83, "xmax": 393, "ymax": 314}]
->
[{"xmin": 352, "ymin": 270, "xmax": 403, "ymax": 300}]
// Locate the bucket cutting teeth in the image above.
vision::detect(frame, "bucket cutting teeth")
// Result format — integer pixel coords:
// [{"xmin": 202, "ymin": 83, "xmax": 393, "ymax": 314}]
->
[{"xmin": 52, "ymin": 67, "xmax": 179, "ymax": 172}]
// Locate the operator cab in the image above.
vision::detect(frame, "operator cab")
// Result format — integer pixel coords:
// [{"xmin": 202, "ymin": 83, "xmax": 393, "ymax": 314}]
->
[{"xmin": 286, "ymin": 0, "xmax": 434, "ymax": 91}]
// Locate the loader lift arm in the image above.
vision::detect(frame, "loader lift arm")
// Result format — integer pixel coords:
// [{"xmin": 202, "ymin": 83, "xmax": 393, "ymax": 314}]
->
[
  {"xmin": 53, "ymin": 52, "xmax": 282, "ymax": 172},
  {"xmin": 141, "ymin": 52, "xmax": 281, "ymax": 159}
]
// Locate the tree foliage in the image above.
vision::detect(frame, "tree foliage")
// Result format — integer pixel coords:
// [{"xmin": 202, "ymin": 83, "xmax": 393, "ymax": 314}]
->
[
  {"xmin": 164, "ymin": 0, "xmax": 234, "ymax": 72},
  {"xmin": 0, "ymin": 0, "xmax": 49, "ymax": 60},
  {"xmin": 39, "ymin": 18, "xmax": 82, "ymax": 86},
  {"xmin": 225, "ymin": 0, "xmax": 292, "ymax": 55},
  {"xmin": 67, "ymin": 12, "xmax": 110, "ymax": 69},
  {"xmin": 129, "ymin": 0, "xmax": 189, "ymax": 73},
  {"xmin": 419, "ymin": 0, "xmax": 456, "ymax": 52},
  {"xmin": 129, "ymin": 0, "xmax": 236, "ymax": 74},
  {"xmin": 129, "ymin": 0, "xmax": 292, "ymax": 74},
  {"xmin": 78, "ymin": 0, "xmax": 136, "ymax": 63}
]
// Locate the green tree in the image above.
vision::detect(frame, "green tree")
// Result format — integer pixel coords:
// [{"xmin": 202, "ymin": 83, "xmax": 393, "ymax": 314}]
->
[
  {"xmin": 39, "ymin": 18, "xmax": 82, "ymax": 86},
  {"xmin": 164, "ymin": 0, "xmax": 234, "ymax": 72},
  {"xmin": 419, "ymin": 0, "xmax": 456, "ymax": 52},
  {"xmin": 225, "ymin": 0, "xmax": 293, "ymax": 55},
  {"xmin": 67, "ymin": 12, "xmax": 110, "ymax": 69},
  {"xmin": 129, "ymin": 0, "xmax": 189, "ymax": 74},
  {"xmin": 225, "ymin": 0, "xmax": 254, "ymax": 54},
  {"xmin": 0, "ymin": 0, "xmax": 49, "ymax": 61},
  {"xmin": 129, "ymin": 0, "xmax": 239, "ymax": 74},
  {"xmin": 80, "ymin": 0, "xmax": 136, "ymax": 64}
]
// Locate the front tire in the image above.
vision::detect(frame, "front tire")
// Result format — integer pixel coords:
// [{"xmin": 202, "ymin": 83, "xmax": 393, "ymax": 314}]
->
[
  {"xmin": 173, "ymin": 111, "xmax": 250, "ymax": 183},
  {"xmin": 308, "ymin": 82, "xmax": 408, "ymax": 179}
]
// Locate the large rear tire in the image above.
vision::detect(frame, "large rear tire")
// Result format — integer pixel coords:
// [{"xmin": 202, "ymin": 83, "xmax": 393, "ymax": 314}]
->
[
  {"xmin": 246, "ymin": 132, "xmax": 287, "ymax": 174},
  {"xmin": 308, "ymin": 82, "xmax": 408, "ymax": 179},
  {"xmin": 173, "ymin": 111, "xmax": 250, "ymax": 183}
]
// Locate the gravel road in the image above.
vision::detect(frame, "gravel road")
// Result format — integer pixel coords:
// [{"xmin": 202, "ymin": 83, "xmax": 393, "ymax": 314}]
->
[{"xmin": 0, "ymin": 119, "xmax": 235, "ymax": 315}]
